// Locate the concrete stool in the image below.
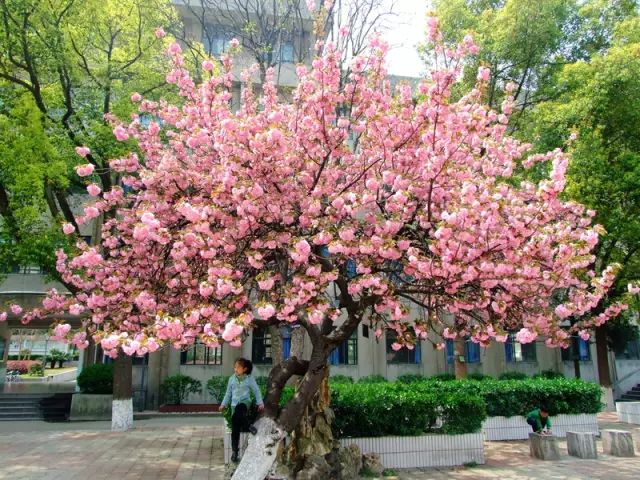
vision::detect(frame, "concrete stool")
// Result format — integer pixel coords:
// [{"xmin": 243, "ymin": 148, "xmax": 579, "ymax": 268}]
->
[
  {"xmin": 529, "ymin": 432, "xmax": 560, "ymax": 460},
  {"xmin": 602, "ymin": 429, "xmax": 635, "ymax": 457},
  {"xmin": 567, "ymin": 431, "xmax": 597, "ymax": 459}
]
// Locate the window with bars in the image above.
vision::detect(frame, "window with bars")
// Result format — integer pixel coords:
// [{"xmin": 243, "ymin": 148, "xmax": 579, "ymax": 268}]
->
[
  {"xmin": 386, "ymin": 332, "xmax": 421, "ymax": 364},
  {"xmin": 252, "ymin": 326, "xmax": 272, "ymax": 364},
  {"xmin": 445, "ymin": 339, "xmax": 481, "ymax": 364},
  {"xmin": 561, "ymin": 336, "xmax": 591, "ymax": 361},
  {"xmin": 505, "ymin": 334, "xmax": 537, "ymax": 362},
  {"xmin": 330, "ymin": 333, "xmax": 358, "ymax": 365},
  {"xmin": 180, "ymin": 343, "xmax": 222, "ymax": 365}
]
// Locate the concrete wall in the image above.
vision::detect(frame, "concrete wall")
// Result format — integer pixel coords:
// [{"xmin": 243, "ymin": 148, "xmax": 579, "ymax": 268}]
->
[{"xmin": 614, "ymin": 359, "xmax": 640, "ymax": 397}]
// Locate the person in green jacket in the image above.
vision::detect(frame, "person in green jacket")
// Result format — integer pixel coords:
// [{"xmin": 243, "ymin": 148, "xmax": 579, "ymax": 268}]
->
[{"xmin": 526, "ymin": 404, "xmax": 552, "ymax": 434}]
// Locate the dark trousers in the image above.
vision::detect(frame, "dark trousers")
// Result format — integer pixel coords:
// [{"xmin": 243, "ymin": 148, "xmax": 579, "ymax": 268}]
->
[
  {"xmin": 231, "ymin": 403, "xmax": 250, "ymax": 452},
  {"xmin": 527, "ymin": 417, "xmax": 539, "ymax": 432}
]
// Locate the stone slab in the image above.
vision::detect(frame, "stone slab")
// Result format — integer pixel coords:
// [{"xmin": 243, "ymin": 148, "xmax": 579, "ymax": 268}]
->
[
  {"xmin": 602, "ymin": 429, "xmax": 635, "ymax": 457},
  {"xmin": 567, "ymin": 431, "xmax": 597, "ymax": 459},
  {"xmin": 529, "ymin": 432, "xmax": 560, "ymax": 460}
]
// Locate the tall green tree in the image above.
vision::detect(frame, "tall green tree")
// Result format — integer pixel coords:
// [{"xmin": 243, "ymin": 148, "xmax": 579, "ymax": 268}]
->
[
  {"xmin": 0, "ymin": 0, "xmax": 183, "ymax": 275},
  {"xmin": 430, "ymin": 0, "xmax": 638, "ymax": 122},
  {"xmin": 525, "ymin": 17, "xmax": 640, "ymax": 386}
]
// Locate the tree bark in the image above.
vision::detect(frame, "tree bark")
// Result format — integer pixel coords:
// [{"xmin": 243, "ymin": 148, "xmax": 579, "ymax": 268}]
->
[
  {"xmin": 596, "ymin": 326, "xmax": 612, "ymax": 387},
  {"xmin": 454, "ymin": 338, "xmax": 467, "ymax": 379},
  {"xmin": 285, "ymin": 368, "xmax": 334, "ymax": 474},
  {"xmin": 112, "ymin": 351, "xmax": 133, "ymax": 431},
  {"xmin": 270, "ymin": 325, "xmax": 283, "ymax": 367}
]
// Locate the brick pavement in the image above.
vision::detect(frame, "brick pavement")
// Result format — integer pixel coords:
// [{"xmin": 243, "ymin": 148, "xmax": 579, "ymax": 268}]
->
[{"xmin": 0, "ymin": 413, "xmax": 638, "ymax": 480}]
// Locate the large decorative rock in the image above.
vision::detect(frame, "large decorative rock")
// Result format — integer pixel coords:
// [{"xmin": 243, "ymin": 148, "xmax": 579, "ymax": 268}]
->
[
  {"xmin": 529, "ymin": 432, "xmax": 560, "ymax": 460},
  {"xmin": 337, "ymin": 444, "xmax": 362, "ymax": 479},
  {"xmin": 296, "ymin": 454, "xmax": 332, "ymax": 480},
  {"xmin": 361, "ymin": 452, "xmax": 384, "ymax": 476},
  {"xmin": 602, "ymin": 429, "xmax": 635, "ymax": 457},
  {"xmin": 566, "ymin": 431, "xmax": 597, "ymax": 459}
]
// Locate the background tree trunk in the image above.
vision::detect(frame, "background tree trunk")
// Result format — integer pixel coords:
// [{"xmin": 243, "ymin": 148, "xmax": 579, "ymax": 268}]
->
[
  {"xmin": 454, "ymin": 339, "xmax": 468, "ymax": 379},
  {"xmin": 596, "ymin": 326, "xmax": 612, "ymax": 387},
  {"xmin": 112, "ymin": 351, "xmax": 133, "ymax": 431}
]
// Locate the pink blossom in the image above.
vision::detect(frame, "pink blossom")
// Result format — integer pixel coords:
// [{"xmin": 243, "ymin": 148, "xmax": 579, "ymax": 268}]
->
[
  {"xmin": 69, "ymin": 304, "xmax": 84, "ymax": 315},
  {"xmin": 258, "ymin": 277, "xmax": 275, "ymax": 290},
  {"xmin": 10, "ymin": 304, "xmax": 22, "ymax": 315},
  {"xmin": 0, "ymin": 312, "xmax": 6, "ymax": 322},
  {"xmin": 87, "ymin": 184, "xmax": 101, "ymax": 196},
  {"xmin": 76, "ymin": 164, "xmax": 95, "ymax": 177},
  {"xmin": 477, "ymin": 67, "xmax": 490, "ymax": 82},
  {"xmin": 62, "ymin": 223, "xmax": 75, "ymax": 235},
  {"xmin": 257, "ymin": 304, "xmax": 276, "ymax": 319},
  {"xmin": 515, "ymin": 328, "xmax": 537, "ymax": 344},
  {"xmin": 75, "ymin": 146, "xmax": 91, "ymax": 157},
  {"xmin": 628, "ymin": 283, "xmax": 640, "ymax": 295},
  {"xmin": 168, "ymin": 42, "xmax": 182, "ymax": 55},
  {"xmin": 131, "ymin": 92, "xmax": 142, "ymax": 102},
  {"xmin": 155, "ymin": 27, "xmax": 166, "ymax": 39},
  {"xmin": 579, "ymin": 330, "xmax": 590, "ymax": 341},
  {"xmin": 221, "ymin": 322, "xmax": 243, "ymax": 342},
  {"xmin": 229, "ymin": 38, "xmax": 240, "ymax": 49},
  {"xmin": 52, "ymin": 323, "xmax": 71, "ymax": 340},
  {"xmin": 202, "ymin": 60, "xmax": 215, "ymax": 71},
  {"xmin": 113, "ymin": 125, "xmax": 129, "ymax": 141},
  {"xmin": 391, "ymin": 342, "xmax": 402, "ymax": 351}
]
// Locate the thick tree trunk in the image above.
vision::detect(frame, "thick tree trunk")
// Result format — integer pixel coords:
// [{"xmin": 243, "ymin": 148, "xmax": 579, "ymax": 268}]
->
[
  {"xmin": 454, "ymin": 339, "xmax": 467, "ymax": 379},
  {"xmin": 270, "ymin": 325, "xmax": 283, "ymax": 367},
  {"xmin": 596, "ymin": 326, "xmax": 612, "ymax": 387},
  {"xmin": 112, "ymin": 351, "xmax": 133, "ymax": 431},
  {"xmin": 285, "ymin": 369, "xmax": 334, "ymax": 473}
]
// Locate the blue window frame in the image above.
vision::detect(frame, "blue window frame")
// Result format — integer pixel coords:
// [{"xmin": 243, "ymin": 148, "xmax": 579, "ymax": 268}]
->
[
  {"xmin": 446, "ymin": 339, "xmax": 481, "ymax": 364},
  {"xmin": 561, "ymin": 336, "xmax": 591, "ymax": 362},
  {"xmin": 386, "ymin": 332, "xmax": 421, "ymax": 364},
  {"xmin": 505, "ymin": 334, "xmax": 537, "ymax": 362},
  {"xmin": 330, "ymin": 333, "xmax": 358, "ymax": 365}
]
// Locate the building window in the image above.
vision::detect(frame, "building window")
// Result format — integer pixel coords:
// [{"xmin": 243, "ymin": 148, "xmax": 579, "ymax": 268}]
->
[
  {"xmin": 386, "ymin": 332, "xmax": 421, "ymax": 364},
  {"xmin": 252, "ymin": 326, "xmax": 272, "ymax": 364},
  {"xmin": 505, "ymin": 334, "xmax": 537, "ymax": 362},
  {"xmin": 282, "ymin": 327, "xmax": 292, "ymax": 361},
  {"xmin": 279, "ymin": 41, "xmax": 294, "ymax": 63},
  {"xmin": 561, "ymin": 336, "xmax": 591, "ymax": 361},
  {"xmin": 446, "ymin": 339, "xmax": 481, "ymax": 364},
  {"xmin": 180, "ymin": 342, "xmax": 222, "ymax": 365},
  {"xmin": 203, "ymin": 24, "xmax": 232, "ymax": 56},
  {"xmin": 330, "ymin": 333, "xmax": 358, "ymax": 365},
  {"xmin": 616, "ymin": 339, "xmax": 640, "ymax": 360}
]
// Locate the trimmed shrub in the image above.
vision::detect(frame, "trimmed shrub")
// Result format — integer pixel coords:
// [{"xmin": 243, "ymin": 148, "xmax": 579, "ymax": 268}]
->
[
  {"xmin": 331, "ymin": 382, "xmax": 486, "ymax": 438},
  {"xmin": 161, "ymin": 374, "xmax": 202, "ymax": 405},
  {"xmin": 418, "ymin": 378, "xmax": 602, "ymax": 417},
  {"xmin": 357, "ymin": 374, "xmax": 387, "ymax": 384},
  {"xmin": 206, "ymin": 375, "xmax": 229, "ymax": 403},
  {"xmin": 396, "ymin": 374, "xmax": 425, "ymax": 384},
  {"xmin": 28, "ymin": 363, "xmax": 45, "ymax": 376},
  {"xmin": 6, "ymin": 360, "xmax": 40, "ymax": 374},
  {"xmin": 430, "ymin": 373, "xmax": 456, "ymax": 382},
  {"xmin": 77, "ymin": 363, "xmax": 113, "ymax": 394},
  {"xmin": 533, "ymin": 369, "xmax": 565, "ymax": 380},
  {"xmin": 468, "ymin": 372, "xmax": 493, "ymax": 381},
  {"xmin": 498, "ymin": 371, "xmax": 528, "ymax": 380},
  {"xmin": 330, "ymin": 375, "xmax": 354, "ymax": 384}
]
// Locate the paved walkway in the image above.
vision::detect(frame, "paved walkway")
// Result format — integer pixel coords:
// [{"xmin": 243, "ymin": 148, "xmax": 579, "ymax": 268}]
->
[{"xmin": 0, "ymin": 413, "xmax": 638, "ymax": 480}]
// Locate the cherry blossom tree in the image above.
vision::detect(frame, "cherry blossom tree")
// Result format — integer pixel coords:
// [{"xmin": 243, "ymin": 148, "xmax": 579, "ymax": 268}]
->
[{"xmin": 1, "ymin": 8, "xmax": 628, "ymax": 478}]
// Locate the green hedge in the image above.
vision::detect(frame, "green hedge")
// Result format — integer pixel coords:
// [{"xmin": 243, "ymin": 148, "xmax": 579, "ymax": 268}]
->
[
  {"xmin": 77, "ymin": 363, "xmax": 113, "ymax": 394},
  {"xmin": 417, "ymin": 378, "xmax": 602, "ymax": 417},
  {"xmin": 331, "ymin": 382, "xmax": 486, "ymax": 438}
]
